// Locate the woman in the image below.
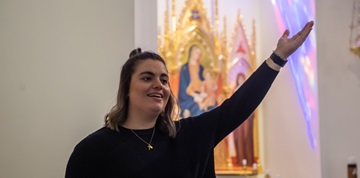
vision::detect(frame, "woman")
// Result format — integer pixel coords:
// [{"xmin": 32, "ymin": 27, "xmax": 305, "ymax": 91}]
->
[{"xmin": 65, "ymin": 21, "xmax": 314, "ymax": 178}]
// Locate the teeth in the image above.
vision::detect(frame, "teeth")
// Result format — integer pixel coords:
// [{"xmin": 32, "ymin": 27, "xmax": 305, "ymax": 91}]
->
[{"xmin": 149, "ymin": 94, "xmax": 162, "ymax": 98}]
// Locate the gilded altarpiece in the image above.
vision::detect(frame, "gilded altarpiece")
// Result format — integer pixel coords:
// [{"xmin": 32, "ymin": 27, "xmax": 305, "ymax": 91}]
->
[{"xmin": 158, "ymin": 0, "xmax": 261, "ymax": 175}]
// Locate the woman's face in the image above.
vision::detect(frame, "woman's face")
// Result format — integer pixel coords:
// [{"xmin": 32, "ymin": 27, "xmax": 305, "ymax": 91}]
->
[
  {"xmin": 128, "ymin": 59, "xmax": 171, "ymax": 115},
  {"xmin": 190, "ymin": 47, "xmax": 202, "ymax": 63}
]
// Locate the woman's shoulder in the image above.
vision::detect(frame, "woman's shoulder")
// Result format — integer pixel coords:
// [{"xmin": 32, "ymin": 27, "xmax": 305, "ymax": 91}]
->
[
  {"xmin": 68, "ymin": 128, "xmax": 115, "ymax": 165},
  {"xmin": 87, "ymin": 127, "xmax": 113, "ymax": 138},
  {"xmin": 76, "ymin": 127, "xmax": 116, "ymax": 148}
]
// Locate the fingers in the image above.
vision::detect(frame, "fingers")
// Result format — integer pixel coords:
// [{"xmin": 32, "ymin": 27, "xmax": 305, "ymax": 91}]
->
[
  {"xmin": 302, "ymin": 21, "xmax": 314, "ymax": 39},
  {"xmin": 307, "ymin": 21, "xmax": 315, "ymax": 28},
  {"xmin": 300, "ymin": 21, "xmax": 313, "ymax": 36},
  {"xmin": 299, "ymin": 21, "xmax": 314, "ymax": 35},
  {"xmin": 291, "ymin": 21, "xmax": 314, "ymax": 42}
]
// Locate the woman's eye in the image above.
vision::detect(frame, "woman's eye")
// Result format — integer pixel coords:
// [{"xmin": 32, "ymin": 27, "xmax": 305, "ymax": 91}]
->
[
  {"xmin": 162, "ymin": 79, "xmax": 168, "ymax": 84},
  {"xmin": 143, "ymin": 77, "xmax": 151, "ymax": 81}
]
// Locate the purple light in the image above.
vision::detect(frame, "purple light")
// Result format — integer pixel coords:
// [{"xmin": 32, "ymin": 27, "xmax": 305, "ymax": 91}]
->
[{"xmin": 273, "ymin": 0, "xmax": 318, "ymax": 150}]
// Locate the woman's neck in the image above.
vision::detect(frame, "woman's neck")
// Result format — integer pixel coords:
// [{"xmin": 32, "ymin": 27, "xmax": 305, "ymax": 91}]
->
[{"xmin": 122, "ymin": 112, "xmax": 158, "ymax": 130}]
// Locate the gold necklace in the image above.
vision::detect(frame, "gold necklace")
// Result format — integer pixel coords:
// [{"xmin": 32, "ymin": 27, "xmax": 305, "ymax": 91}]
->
[{"xmin": 130, "ymin": 127, "xmax": 155, "ymax": 150}]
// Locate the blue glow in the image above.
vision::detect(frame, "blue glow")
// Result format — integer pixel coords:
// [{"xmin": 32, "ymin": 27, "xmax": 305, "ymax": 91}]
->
[{"xmin": 273, "ymin": 0, "xmax": 318, "ymax": 150}]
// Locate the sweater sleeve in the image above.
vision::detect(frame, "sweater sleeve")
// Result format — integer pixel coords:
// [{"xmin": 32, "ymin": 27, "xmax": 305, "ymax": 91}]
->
[{"xmin": 192, "ymin": 61, "xmax": 279, "ymax": 145}]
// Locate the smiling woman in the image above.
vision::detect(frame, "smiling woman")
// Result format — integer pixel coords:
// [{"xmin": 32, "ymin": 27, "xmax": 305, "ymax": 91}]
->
[
  {"xmin": 65, "ymin": 20, "xmax": 314, "ymax": 178},
  {"xmin": 104, "ymin": 49, "xmax": 178, "ymax": 137},
  {"xmin": 125, "ymin": 59, "xmax": 171, "ymax": 128}
]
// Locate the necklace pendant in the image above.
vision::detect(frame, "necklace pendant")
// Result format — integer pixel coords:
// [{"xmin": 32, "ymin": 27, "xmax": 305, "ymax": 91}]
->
[{"xmin": 130, "ymin": 128, "xmax": 155, "ymax": 151}]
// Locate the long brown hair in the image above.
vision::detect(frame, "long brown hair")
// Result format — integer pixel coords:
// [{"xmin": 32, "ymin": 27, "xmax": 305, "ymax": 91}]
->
[{"xmin": 104, "ymin": 48, "xmax": 178, "ymax": 138}]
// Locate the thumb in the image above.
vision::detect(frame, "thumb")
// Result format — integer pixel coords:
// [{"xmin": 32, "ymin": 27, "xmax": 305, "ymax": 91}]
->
[{"xmin": 282, "ymin": 29, "xmax": 290, "ymax": 38}]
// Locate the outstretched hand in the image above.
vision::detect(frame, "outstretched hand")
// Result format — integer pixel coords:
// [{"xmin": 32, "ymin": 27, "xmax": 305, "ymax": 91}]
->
[{"xmin": 274, "ymin": 21, "xmax": 314, "ymax": 60}]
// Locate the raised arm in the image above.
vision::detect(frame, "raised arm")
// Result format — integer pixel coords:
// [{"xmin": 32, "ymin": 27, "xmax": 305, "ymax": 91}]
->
[{"xmin": 191, "ymin": 21, "xmax": 315, "ymax": 145}]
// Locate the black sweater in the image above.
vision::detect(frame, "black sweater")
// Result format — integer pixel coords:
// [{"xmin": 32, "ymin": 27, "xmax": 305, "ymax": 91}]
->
[{"xmin": 65, "ymin": 61, "xmax": 278, "ymax": 178}]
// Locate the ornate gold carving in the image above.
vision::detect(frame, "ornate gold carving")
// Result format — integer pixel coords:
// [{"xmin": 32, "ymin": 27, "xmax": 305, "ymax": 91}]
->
[{"xmin": 158, "ymin": 0, "xmax": 260, "ymax": 175}]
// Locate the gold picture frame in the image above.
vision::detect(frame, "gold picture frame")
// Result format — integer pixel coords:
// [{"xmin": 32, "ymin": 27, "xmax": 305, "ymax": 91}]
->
[{"xmin": 158, "ymin": 0, "xmax": 261, "ymax": 175}]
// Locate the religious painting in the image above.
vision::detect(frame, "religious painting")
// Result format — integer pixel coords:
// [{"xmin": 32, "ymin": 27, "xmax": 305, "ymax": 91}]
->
[
  {"xmin": 176, "ymin": 43, "xmax": 220, "ymax": 118},
  {"xmin": 158, "ymin": 0, "xmax": 260, "ymax": 175},
  {"xmin": 215, "ymin": 26, "xmax": 258, "ymax": 174}
]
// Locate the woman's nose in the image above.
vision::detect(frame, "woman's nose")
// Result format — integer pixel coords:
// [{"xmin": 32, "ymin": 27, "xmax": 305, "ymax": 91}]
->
[{"xmin": 152, "ymin": 79, "xmax": 163, "ymax": 89}]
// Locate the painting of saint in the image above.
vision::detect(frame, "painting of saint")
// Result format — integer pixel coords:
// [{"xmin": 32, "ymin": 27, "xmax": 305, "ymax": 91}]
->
[
  {"xmin": 178, "ymin": 44, "xmax": 218, "ymax": 118},
  {"xmin": 231, "ymin": 73, "xmax": 254, "ymax": 166}
]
